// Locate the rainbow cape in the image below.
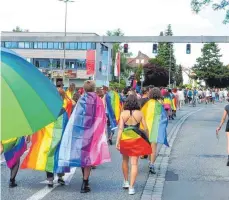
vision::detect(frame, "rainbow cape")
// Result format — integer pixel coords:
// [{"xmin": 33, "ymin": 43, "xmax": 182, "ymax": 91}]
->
[
  {"xmin": 141, "ymin": 99, "xmax": 169, "ymax": 146},
  {"xmin": 106, "ymin": 91, "xmax": 121, "ymax": 129},
  {"xmin": 2, "ymin": 137, "xmax": 27, "ymax": 168},
  {"xmin": 21, "ymin": 98, "xmax": 73, "ymax": 173},
  {"xmin": 120, "ymin": 126, "xmax": 152, "ymax": 157},
  {"xmin": 58, "ymin": 92, "xmax": 111, "ymax": 167},
  {"xmin": 163, "ymin": 96, "xmax": 172, "ymax": 110},
  {"xmin": 66, "ymin": 89, "xmax": 74, "ymax": 99}
]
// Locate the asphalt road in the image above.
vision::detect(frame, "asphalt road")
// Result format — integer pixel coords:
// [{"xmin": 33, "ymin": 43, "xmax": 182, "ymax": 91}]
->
[
  {"xmin": 1, "ymin": 103, "xmax": 227, "ymax": 200},
  {"xmin": 163, "ymin": 103, "xmax": 229, "ymax": 200}
]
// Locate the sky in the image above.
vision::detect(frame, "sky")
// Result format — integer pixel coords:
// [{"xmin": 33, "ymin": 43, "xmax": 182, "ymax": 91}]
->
[{"xmin": 1, "ymin": 0, "xmax": 229, "ymax": 82}]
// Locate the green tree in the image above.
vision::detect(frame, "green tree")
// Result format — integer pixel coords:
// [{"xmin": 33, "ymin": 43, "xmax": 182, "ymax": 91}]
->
[
  {"xmin": 175, "ymin": 64, "xmax": 184, "ymax": 86},
  {"xmin": 191, "ymin": 0, "xmax": 229, "ymax": 24},
  {"xmin": 156, "ymin": 24, "xmax": 177, "ymax": 83},
  {"xmin": 192, "ymin": 43, "xmax": 229, "ymax": 87},
  {"xmin": 13, "ymin": 26, "xmax": 29, "ymax": 32}
]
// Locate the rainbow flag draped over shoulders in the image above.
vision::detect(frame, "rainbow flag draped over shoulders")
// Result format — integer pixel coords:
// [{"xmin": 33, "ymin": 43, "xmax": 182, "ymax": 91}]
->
[
  {"xmin": 163, "ymin": 96, "xmax": 172, "ymax": 110},
  {"xmin": 105, "ymin": 93, "xmax": 117, "ymax": 130},
  {"xmin": 21, "ymin": 98, "xmax": 73, "ymax": 173},
  {"xmin": 141, "ymin": 99, "xmax": 169, "ymax": 146},
  {"xmin": 58, "ymin": 92, "xmax": 111, "ymax": 167},
  {"xmin": 120, "ymin": 126, "xmax": 152, "ymax": 156},
  {"xmin": 66, "ymin": 89, "xmax": 74, "ymax": 99},
  {"xmin": 2, "ymin": 137, "xmax": 27, "ymax": 168}
]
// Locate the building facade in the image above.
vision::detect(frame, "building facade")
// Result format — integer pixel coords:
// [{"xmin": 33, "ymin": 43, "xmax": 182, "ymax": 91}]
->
[
  {"xmin": 127, "ymin": 51, "xmax": 150, "ymax": 68},
  {"xmin": 1, "ymin": 32, "xmax": 112, "ymax": 87}
]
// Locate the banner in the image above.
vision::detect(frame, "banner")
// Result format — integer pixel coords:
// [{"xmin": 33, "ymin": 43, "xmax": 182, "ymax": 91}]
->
[
  {"xmin": 86, "ymin": 50, "xmax": 96, "ymax": 75},
  {"xmin": 114, "ymin": 52, "xmax": 121, "ymax": 77}
]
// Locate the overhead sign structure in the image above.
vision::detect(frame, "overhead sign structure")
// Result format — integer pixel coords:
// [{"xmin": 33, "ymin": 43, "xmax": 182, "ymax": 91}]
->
[{"xmin": 2, "ymin": 36, "xmax": 229, "ymax": 43}]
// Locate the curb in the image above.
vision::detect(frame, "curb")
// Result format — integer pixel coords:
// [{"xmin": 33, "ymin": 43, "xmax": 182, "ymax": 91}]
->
[{"xmin": 141, "ymin": 108, "xmax": 203, "ymax": 200}]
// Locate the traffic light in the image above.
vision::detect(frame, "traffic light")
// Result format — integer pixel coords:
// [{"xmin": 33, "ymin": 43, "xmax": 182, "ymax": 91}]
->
[
  {"xmin": 153, "ymin": 44, "xmax": 158, "ymax": 54},
  {"xmin": 124, "ymin": 44, "xmax": 128, "ymax": 53},
  {"xmin": 186, "ymin": 44, "xmax": 191, "ymax": 54}
]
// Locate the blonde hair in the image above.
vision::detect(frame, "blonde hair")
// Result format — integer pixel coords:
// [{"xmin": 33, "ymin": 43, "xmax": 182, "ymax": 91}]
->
[{"xmin": 83, "ymin": 80, "xmax": 96, "ymax": 92}]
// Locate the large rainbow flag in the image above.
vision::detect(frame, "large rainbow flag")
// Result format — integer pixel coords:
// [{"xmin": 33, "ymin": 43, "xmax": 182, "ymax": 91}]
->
[
  {"xmin": 21, "ymin": 98, "xmax": 73, "ymax": 173},
  {"xmin": 141, "ymin": 99, "xmax": 169, "ymax": 146},
  {"xmin": 105, "ymin": 93, "xmax": 117, "ymax": 130},
  {"xmin": 2, "ymin": 137, "xmax": 27, "ymax": 168},
  {"xmin": 58, "ymin": 92, "xmax": 111, "ymax": 167},
  {"xmin": 120, "ymin": 126, "xmax": 152, "ymax": 156},
  {"xmin": 163, "ymin": 96, "xmax": 172, "ymax": 110}
]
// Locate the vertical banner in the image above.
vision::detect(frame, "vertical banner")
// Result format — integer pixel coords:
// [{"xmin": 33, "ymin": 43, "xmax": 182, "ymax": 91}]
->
[
  {"xmin": 86, "ymin": 50, "xmax": 96, "ymax": 75},
  {"xmin": 114, "ymin": 52, "xmax": 121, "ymax": 77}
]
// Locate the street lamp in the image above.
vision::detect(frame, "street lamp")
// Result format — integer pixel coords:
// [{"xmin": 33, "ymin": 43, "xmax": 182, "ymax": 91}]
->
[
  {"xmin": 169, "ymin": 43, "xmax": 172, "ymax": 88},
  {"xmin": 59, "ymin": 0, "xmax": 74, "ymax": 83}
]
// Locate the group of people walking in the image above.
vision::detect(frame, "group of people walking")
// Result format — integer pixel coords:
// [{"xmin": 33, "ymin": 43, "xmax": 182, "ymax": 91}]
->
[{"xmin": 2, "ymin": 80, "xmax": 229, "ymax": 196}]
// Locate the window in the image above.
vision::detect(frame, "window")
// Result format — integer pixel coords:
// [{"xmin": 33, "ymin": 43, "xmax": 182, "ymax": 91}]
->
[
  {"xmin": 11, "ymin": 42, "xmax": 17, "ymax": 48},
  {"xmin": 136, "ymin": 59, "xmax": 139, "ymax": 64},
  {"xmin": 65, "ymin": 42, "xmax": 70, "ymax": 49},
  {"xmin": 5, "ymin": 42, "xmax": 11, "ymax": 48},
  {"xmin": 82, "ymin": 42, "xmax": 86, "ymax": 50},
  {"xmin": 86, "ymin": 42, "xmax": 92, "ymax": 50},
  {"xmin": 38, "ymin": 42, "xmax": 42, "ymax": 49},
  {"xmin": 141, "ymin": 59, "xmax": 144, "ymax": 64},
  {"xmin": 43, "ymin": 42, "xmax": 48, "ymax": 49},
  {"xmin": 74, "ymin": 42, "xmax": 78, "ymax": 49},
  {"xmin": 54, "ymin": 42, "xmax": 59, "ymax": 49},
  {"xmin": 1, "ymin": 41, "xmax": 4, "ymax": 47},
  {"xmin": 18, "ymin": 42, "xmax": 25, "ymax": 48},
  {"xmin": 70, "ymin": 43, "xmax": 75, "ymax": 50},
  {"xmin": 35, "ymin": 60, "xmax": 39, "ymax": 68},
  {"xmin": 59, "ymin": 43, "xmax": 63, "ymax": 49},
  {"xmin": 34, "ymin": 42, "xmax": 38, "ymax": 49},
  {"xmin": 78, "ymin": 42, "xmax": 82, "ymax": 49},
  {"xmin": 48, "ymin": 42, "xmax": 54, "ymax": 49},
  {"xmin": 92, "ymin": 43, "xmax": 96, "ymax": 50},
  {"xmin": 24, "ymin": 42, "xmax": 30, "ymax": 49}
]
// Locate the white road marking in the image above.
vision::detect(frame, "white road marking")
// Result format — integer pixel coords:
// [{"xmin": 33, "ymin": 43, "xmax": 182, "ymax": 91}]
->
[{"xmin": 26, "ymin": 167, "xmax": 76, "ymax": 200}]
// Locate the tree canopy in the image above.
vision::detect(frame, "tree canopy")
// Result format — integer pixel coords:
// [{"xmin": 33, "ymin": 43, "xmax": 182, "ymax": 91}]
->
[
  {"xmin": 13, "ymin": 26, "xmax": 29, "ymax": 32},
  {"xmin": 192, "ymin": 43, "xmax": 229, "ymax": 87},
  {"xmin": 191, "ymin": 0, "xmax": 229, "ymax": 24}
]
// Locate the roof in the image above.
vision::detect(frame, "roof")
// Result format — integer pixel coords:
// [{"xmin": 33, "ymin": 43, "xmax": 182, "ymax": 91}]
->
[{"xmin": 1, "ymin": 32, "xmax": 100, "ymax": 37}]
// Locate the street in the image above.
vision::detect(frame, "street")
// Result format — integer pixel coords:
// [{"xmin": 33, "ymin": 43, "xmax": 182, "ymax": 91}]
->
[{"xmin": 1, "ymin": 103, "xmax": 228, "ymax": 200}]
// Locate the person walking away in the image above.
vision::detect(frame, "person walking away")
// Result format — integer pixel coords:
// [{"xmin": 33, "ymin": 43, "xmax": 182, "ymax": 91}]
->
[
  {"xmin": 187, "ymin": 89, "xmax": 193, "ymax": 104},
  {"xmin": 139, "ymin": 87, "xmax": 149, "ymax": 108},
  {"xmin": 142, "ymin": 88, "xmax": 169, "ymax": 174},
  {"xmin": 178, "ymin": 88, "xmax": 185, "ymax": 109},
  {"xmin": 66, "ymin": 83, "xmax": 76, "ymax": 99},
  {"xmin": 212, "ymin": 89, "xmax": 216, "ymax": 104},
  {"xmin": 1, "ymin": 136, "xmax": 30, "ymax": 187},
  {"xmin": 57, "ymin": 80, "xmax": 111, "ymax": 193},
  {"xmin": 116, "ymin": 95, "xmax": 151, "ymax": 195},
  {"xmin": 219, "ymin": 89, "xmax": 224, "ymax": 103},
  {"xmin": 216, "ymin": 98, "xmax": 229, "ymax": 166},
  {"xmin": 205, "ymin": 89, "xmax": 210, "ymax": 104}
]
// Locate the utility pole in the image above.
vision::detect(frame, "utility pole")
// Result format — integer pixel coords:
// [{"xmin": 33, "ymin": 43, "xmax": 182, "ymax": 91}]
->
[
  {"xmin": 169, "ymin": 43, "xmax": 172, "ymax": 88},
  {"xmin": 59, "ymin": 0, "xmax": 74, "ymax": 85}
]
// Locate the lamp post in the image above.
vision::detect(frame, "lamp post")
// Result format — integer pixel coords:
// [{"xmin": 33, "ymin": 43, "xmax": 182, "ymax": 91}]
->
[
  {"xmin": 169, "ymin": 43, "xmax": 172, "ymax": 88},
  {"xmin": 59, "ymin": 0, "xmax": 74, "ymax": 85}
]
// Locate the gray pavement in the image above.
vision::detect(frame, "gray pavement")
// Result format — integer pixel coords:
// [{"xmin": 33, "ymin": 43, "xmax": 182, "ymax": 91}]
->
[
  {"xmin": 1, "ymin": 103, "xmax": 225, "ymax": 200},
  {"xmin": 162, "ymin": 103, "xmax": 229, "ymax": 200}
]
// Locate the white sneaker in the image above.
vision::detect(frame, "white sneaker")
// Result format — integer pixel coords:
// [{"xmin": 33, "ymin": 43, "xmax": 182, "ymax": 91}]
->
[
  {"xmin": 128, "ymin": 187, "xmax": 135, "ymax": 195},
  {"xmin": 122, "ymin": 180, "xmax": 130, "ymax": 189}
]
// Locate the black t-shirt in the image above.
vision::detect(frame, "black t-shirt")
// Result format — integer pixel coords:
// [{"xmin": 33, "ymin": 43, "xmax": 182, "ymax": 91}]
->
[{"xmin": 139, "ymin": 98, "xmax": 149, "ymax": 108}]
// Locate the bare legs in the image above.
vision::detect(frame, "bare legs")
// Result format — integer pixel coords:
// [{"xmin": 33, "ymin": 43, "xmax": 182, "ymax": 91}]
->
[
  {"xmin": 150, "ymin": 143, "xmax": 157, "ymax": 165},
  {"xmin": 122, "ymin": 155, "xmax": 139, "ymax": 188}
]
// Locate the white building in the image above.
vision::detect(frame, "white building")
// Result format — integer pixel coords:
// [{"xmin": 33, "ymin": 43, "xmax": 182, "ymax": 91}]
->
[{"xmin": 1, "ymin": 32, "xmax": 112, "ymax": 87}]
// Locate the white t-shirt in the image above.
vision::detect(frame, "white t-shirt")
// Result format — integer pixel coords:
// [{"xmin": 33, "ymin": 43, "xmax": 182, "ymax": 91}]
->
[
  {"xmin": 224, "ymin": 90, "xmax": 228, "ymax": 97},
  {"xmin": 206, "ymin": 90, "xmax": 210, "ymax": 97},
  {"xmin": 178, "ymin": 91, "xmax": 185, "ymax": 101},
  {"xmin": 219, "ymin": 91, "xmax": 223, "ymax": 97}
]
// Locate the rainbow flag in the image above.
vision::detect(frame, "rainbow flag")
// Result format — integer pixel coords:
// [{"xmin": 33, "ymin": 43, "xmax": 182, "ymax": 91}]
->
[
  {"xmin": 120, "ymin": 126, "xmax": 152, "ymax": 156},
  {"xmin": 21, "ymin": 98, "xmax": 73, "ymax": 173},
  {"xmin": 58, "ymin": 92, "xmax": 111, "ymax": 167},
  {"xmin": 141, "ymin": 99, "xmax": 169, "ymax": 146},
  {"xmin": 107, "ymin": 90, "xmax": 121, "ymax": 122},
  {"xmin": 66, "ymin": 89, "xmax": 74, "ymax": 99},
  {"xmin": 163, "ymin": 96, "xmax": 172, "ymax": 110},
  {"xmin": 2, "ymin": 137, "xmax": 27, "ymax": 168},
  {"xmin": 105, "ymin": 93, "xmax": 117, "ymax": 130}
]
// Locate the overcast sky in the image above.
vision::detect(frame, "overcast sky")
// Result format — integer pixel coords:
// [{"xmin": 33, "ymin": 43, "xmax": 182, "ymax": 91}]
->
[{"xmin": 1, "ymin": 0, "xmax": 229, "ymax": 76}]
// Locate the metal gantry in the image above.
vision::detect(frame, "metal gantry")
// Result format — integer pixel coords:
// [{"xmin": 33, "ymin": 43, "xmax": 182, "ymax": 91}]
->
[{"xmin": 1, "ymin": 36, "xmax": 229, "ymax": 43}]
